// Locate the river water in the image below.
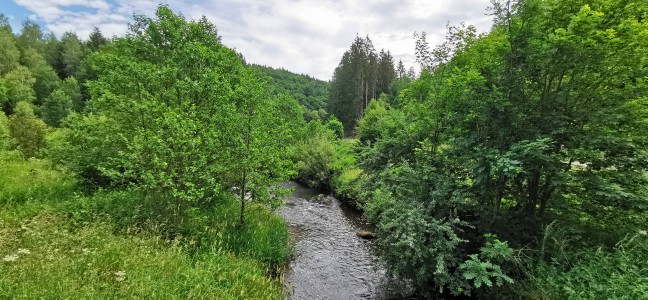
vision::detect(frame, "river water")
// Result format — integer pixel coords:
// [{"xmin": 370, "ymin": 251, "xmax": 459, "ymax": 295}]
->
[{"xmin": 278, "ymin": 181, "xmax": 412, "ymax": 300}]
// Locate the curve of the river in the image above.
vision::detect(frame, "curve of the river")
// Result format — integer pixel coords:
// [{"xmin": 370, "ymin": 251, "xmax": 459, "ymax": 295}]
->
[{"xmin": 279, "ymin": 181, "xmax": 412, "ymax": 300}]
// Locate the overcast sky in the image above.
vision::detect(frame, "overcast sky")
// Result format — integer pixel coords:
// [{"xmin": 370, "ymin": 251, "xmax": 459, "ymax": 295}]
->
[{"xmin": 4, "ymin": 0, "xmax": 494, "ymax": 80}]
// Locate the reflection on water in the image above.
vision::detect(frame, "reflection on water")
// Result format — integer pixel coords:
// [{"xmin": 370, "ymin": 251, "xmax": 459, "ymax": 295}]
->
[{"xmin": 279, "ymin": 181, "xmax": 412, "ymax": 300}]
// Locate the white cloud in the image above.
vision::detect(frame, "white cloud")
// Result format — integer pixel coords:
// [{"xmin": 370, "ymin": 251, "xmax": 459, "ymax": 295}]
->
[{"xmin": 14, "ymin": 0, "xmax": 494, "ymax": 80}]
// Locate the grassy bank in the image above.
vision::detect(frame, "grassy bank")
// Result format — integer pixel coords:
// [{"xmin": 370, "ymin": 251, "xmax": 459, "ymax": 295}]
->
[{"xmin": 0, "ymin": 153, "xmax": 289, "ymax": 299}]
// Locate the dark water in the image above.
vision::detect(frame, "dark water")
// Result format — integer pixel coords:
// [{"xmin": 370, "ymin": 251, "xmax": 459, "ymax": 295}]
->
[{"xmin": 278, "ymin": 181, "xmax": 412, "ymax": 300}]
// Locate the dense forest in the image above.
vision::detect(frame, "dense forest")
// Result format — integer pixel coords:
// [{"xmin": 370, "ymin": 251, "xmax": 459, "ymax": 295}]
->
[{"xmin": 0, "ymin": 0, "xmax": 647, "ymax": 299}]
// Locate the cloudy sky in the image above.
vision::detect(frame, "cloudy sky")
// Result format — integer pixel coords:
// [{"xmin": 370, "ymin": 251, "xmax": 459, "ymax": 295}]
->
[{"xmin": 3, "ymin": 0, "xmax": 494, "ymax": 80}]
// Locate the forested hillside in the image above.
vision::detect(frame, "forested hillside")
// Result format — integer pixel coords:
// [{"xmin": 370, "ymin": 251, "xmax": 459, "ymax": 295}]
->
[
  {"xmin": 251, "ymin": 64, "xmax": 329, "ymax": 116},
  {"xmin": 1, "ymin": 0, "xmax": 646, "ymax": 299}
]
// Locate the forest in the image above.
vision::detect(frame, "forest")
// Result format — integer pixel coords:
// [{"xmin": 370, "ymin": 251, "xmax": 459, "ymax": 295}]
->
[{"xmin": 0, "ymin": 0, "xmax": 647, "ymax": 299}]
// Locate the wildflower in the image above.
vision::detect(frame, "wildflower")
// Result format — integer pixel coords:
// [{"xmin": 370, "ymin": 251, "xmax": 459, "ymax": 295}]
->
[
  {"xmin": 115, "ymin": 271, "xmax": 126, "ymax": 281},
  {"xmin": 639, "ymin": 230, "xmax": 647, "ymax": 236},
  {"xmin": 3, "ymin": 254, "xmax": 19, "ymax": 262},
  {"xmin": 17, "ymin": 248, "xmax": 30, "ymax": 255}
]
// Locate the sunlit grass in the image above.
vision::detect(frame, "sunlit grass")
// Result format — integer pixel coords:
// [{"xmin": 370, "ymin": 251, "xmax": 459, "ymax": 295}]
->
[{"xmin": 0, "ymin": 155, "xmax": 289, "ymax": 299}]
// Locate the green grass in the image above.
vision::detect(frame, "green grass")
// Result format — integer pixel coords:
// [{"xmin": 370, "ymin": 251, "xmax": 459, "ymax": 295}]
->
[{"xmin": 0, "ymin": 154, "xmax": 289, "ymax": 299}]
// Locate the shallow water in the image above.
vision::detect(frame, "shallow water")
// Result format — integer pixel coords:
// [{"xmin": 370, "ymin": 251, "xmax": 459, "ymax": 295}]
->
[{"xmin": 278, "ymin": 181, "xmax": 411, "ymax": 300}]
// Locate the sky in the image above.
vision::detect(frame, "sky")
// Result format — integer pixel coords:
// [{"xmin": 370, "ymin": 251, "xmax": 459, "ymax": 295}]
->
[{"xmin": 2, "ymin": 0, "xmax": 494, "ymax": 80}]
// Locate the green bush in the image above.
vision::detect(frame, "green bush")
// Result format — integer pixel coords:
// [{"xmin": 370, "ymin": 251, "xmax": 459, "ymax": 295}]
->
[
  {"xmin": 8, "ymin": 101, "xmax": 47, "ymax": 158},
  {"xmin": 290, "ymin": 120, "xmax": 335, "ymax": 189}
]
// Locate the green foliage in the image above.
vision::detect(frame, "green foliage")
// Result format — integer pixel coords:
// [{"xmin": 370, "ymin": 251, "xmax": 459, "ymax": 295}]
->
[
  {"xmin": 0, "ymin": 110, "xmax": 11, "ymax": 150},
  {"xmin": 1, "ymin": 66, "xmax": 35, "ymax": 113},
  {"xmin": 290, "ymin": 120, "xmax": 335, "ymax": 189},
  {"xmin": 328, "ymin": 36, "xmax": 397, "ymax": 134},
  {"xmin": 42, "ymin": 89, "xmax": 72, "ymax": 127},
  {"xmin": 0, "ymin": 29, "xmax": 19, "ymax": 75},
  {"xmin": 60, "ymin": 77, "xmax": 82, "ymax": 111},
  {"xmin": 349, "ymin": 0, "xmax": 648, "ymax": 297},
  {"xmin": 76, "ymin": 6, "xmax": 296, "ymax": 226},
  {"xmin": 0, "ymin": 141, "xmax": 287, "ymax": 300},
  {"xmin": 20, "ymin": 48, "xmax": 60, "ymax": 104},
  {"xmin": 251, "ymin": 64, "xmax": 329, "ymax": 111},
  {"xmin": 8, "ymin": 102, "xmax": 47, "ymax": 158},
  {"xmin": 521, "ymin": 232, "xmax": 648, "ymax": 299},
  {"xmin": 325, "ymin": 116, "xmax": 344, "ymax": 139}
]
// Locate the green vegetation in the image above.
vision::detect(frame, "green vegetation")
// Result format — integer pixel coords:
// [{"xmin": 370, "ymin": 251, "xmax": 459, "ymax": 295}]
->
[
  {"xmin": 317, "ymin": 0, "xmax": 648, "ymax": 298},
  {"xmin": 0, "ymin": 6, "xmax": 296, "ymax": 299},
  {"xmin": 0, "ymin": 156, "xmax": 286, "ymax": 299},
  {"xmin": 251, "ymin": 64, "xmax": 329, "ymax": 114},
  {"xmin": 1, "ymin": 0, "xmax": 647, "ymax": 298}
]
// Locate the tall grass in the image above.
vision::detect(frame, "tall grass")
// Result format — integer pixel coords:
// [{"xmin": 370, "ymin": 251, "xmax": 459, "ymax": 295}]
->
[
  {"xmin": 0, "ymin": 214, "xmax": 283, "ymax": 299},
  {"xmin": 0, "ymin": 155, "xmax": 290, "ymax": 299}
]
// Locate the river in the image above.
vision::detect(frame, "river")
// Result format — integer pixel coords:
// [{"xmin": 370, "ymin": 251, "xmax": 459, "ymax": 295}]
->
[{"xmin": 278, "ymin": 181, "xmax": 412, "ymax": 300}]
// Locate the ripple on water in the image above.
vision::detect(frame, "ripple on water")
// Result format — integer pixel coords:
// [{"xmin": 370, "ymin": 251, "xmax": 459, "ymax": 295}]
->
[{"xmin": 279, "ymin": 181, "xmax": 413, "ymax": 300}]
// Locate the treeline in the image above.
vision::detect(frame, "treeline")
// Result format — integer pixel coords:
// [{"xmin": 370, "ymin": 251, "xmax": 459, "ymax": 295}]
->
[
  {"xmin": 303, "ymin": 0, "xmax": 648, "ymax": 298},
  {"xmin": 328, "ymin": 36, "xmax": 403, "ymax": 134}
]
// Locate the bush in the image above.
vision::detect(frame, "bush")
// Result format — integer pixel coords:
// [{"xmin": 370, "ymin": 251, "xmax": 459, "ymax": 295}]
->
[
  {"xmin": 8, "ymin": 101, "xmax": 47, "ymax": 158},
  {"xmin": 290, "ymin": 120, "xmax": 335, "ymax": 189}
]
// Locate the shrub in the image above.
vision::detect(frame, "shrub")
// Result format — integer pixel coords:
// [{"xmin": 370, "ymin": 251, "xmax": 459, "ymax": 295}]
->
[{"xmin": 8, "ymin": 101, "xmax": 47, "ymax": 158}]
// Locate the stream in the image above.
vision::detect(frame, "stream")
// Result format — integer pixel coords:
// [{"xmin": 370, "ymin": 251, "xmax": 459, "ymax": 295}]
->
[{"xmin": 279, "ymin": 181, "xmax": 412, "ymax": 300}]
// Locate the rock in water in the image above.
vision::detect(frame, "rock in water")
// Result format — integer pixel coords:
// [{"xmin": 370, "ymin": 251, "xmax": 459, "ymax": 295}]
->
[{"xmin": 356, "ymin": 231, "xmax": 375, "ymax": 239}]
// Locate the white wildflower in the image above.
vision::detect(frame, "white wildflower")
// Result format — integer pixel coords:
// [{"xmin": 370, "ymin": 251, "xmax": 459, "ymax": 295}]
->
[
  {"xmin": 115, "ymin": 271, "xmax": 126, "ymax": 281},
  {"xmin": 3, "ymin": 254, "xmax": 19, "ymax": 262},
  {"xmin": 16, "ymin": 248, "xmax": 30, "ymax": 255},
  {"xmin": 639, "ymin": 230, "xmax": 647, "ymax": 236}
]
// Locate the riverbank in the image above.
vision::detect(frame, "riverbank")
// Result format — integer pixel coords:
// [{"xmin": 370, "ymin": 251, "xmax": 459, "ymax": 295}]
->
[{"xmin": 0, "ymin": 153, "xmax": 289, "ymax": 299}]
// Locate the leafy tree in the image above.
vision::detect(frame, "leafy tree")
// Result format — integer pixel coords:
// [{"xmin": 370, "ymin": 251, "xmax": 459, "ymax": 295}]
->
[
  {"xmin": 59, "ymin": 77, "xmax": 82, "ymax": 111},
  {"xmin": 1, "ymin": 66, "xmax": 36, "ymax": 113},
  {"xmin": 9, "ymin": 101, "xmax": 47, "ymax": 158},
  {"xmin": 42, "ymin": 89, "xmax": 72, "ymax": 127},
  {"xmin": 0, "ymin": 29, "xmax": 20, "ymax": 75},
  {"xmin": 16, "ymin": 20, "xmax": 45, "ymax": 55},
  {"xmin": 58, "ymin": 32, "xmax": 86, "ymax": 78},
  {"xmin": 354, "ymin": 0, "xmax": 648, "ymax": 296},
  {"xmin": 81, "ymin": 5, "xmax": 297, "ymax": 226},
  {"xmin": 21, "ymin": 48, "xmax": 60, "ymax": 103},
  {"xmin": 0, "ymin": 13, "xmax": 10, "ymax": 32},
  {"xmin": 325, "ymin": 116, "xmax": 344, "ymax": 139}
]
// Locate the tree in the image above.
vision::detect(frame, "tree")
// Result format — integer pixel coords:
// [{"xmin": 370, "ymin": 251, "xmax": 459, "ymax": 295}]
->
[
  {"xmin": 59, "ymin": 77, "xmax": 82, "ymax": 112},
  {"xmin": 16, "ymin": 21, "xmax": 45, "ymax": 55},
  {"xmin": 0, "ymin": 29, "xmax": 19, "ymax": 75},
  {"xmin": 396, "ymin": 59, "xmax": 406, "ymax": 79},
  {"xmin": 81, "ymin": 5, "xmax": 297, "ymax": 226},
  {"xmin": 58, "ymin": 32, "xmax": 86, "ymax": 78},
  {"xmin": 42, "ymin": 89, "xmax": 72, "ymax": 127},
  {"xmin": 376, "ymin": 49, "xmax": 396, "ymax": 97},
  {"xmin": 21, "ymin": 48, "xmax": 60, "ymax": 103},
  {"xmin": 9, "ymin": 101, "xmax": 47, "ymax": 158},
  {"xmin": 86, "ymin": 27, "xmax": 108, "ymax": 51},
  {"xmin": 328, "ymin": 36, "xmax": 396, "ymax": 134},
  {"xmin": 1, "ymin": 66, "xmax": 36, "ymax": 114}
]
